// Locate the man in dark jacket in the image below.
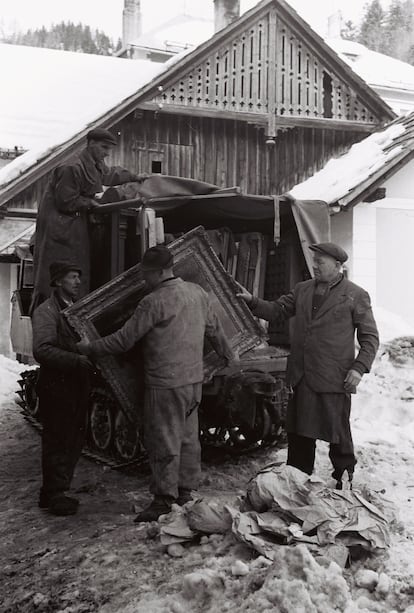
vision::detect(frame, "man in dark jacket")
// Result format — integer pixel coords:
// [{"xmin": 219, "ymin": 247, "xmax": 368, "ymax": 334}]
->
[
  {"xmin": 77, "ymin": 245, "xmax": 234, "ymax": 522},
  {"xmin": 31, "ymin": 128, "xmax": 146, "ymax": 313},
  {"xmin": 238, "ymin": 242, "xmax": 379, "ymax": 489},
  {"xmin": 32, "ymin": 262, "xmax": 93, "ymax": 516}
]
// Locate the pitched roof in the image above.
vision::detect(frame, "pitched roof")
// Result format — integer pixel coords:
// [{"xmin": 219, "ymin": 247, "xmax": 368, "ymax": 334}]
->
[
  {"xmin": 289, "ymin": 113, "xmax": 414, "ymax": 207},
  {"xmin": 0, "ymin": 43, "xmax": 165, "ymax": 153},
  {"xmin": 328, "ymin": 38, "xmax": 414, "ymax": 95},
  {"xmin": 0, "ymin": 0, "xmax": 395, "ymax": 206},
  {"xmin": 127, "ymin": 13, "xmax": 214, "ymax": 53}
]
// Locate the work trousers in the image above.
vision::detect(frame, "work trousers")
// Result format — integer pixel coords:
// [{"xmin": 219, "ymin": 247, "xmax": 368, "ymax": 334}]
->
[
  {"xmin": 39, "ymin": 379, "xmax": 89, "ymax": 499},
  {"xmin": 287, "ymin": 431, "xmax": 357, "ymax": 480},
  {"xmin": 143, "ymin": 383, "xmax": 202, "ymax": 501}
]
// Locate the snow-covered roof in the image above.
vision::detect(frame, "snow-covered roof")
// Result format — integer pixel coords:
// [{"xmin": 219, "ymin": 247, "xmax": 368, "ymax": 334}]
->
[
  {"xmin": 290, "ymin": 113, "xmax": 414, "ymax": 206},
  {"xmin": 328, "ymin": 38, "xmax": 414, "ymax": 93},
  {"xmin": 0, "ymin": 42, "xmax": 194, "ymax": 192},
  {"xmin": 0, "ymin": 43, "xmax": 166, "ymax": 182},
  {"xmin": 129, "ymin": 13, "xmax": 213, "ymax": 52},
  {"xmin": 0, "ymin": 217, "xmax": 35, "ymax": 258},
  {"xmin": 0, "ymin": 0, "xmax": 394, "ymax": 203}
]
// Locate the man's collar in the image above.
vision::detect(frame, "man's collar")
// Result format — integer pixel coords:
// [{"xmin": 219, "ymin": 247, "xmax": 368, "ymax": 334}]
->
[{"xmin": 53, "ymin": 289, "xmax": 74, "ymax": 308}]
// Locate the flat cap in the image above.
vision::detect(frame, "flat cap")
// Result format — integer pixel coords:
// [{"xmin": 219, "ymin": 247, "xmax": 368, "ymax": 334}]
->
[
  {"xmin": 86, "ymin": 128, "xmax": 117, "ymax": 146},
  {"xmin": 141, "ymin": 245, "xmax": 174, "ymax": 271},
  {"xmin": 50, "ymin": 261, "xmax": 82, "ymax": 286},
  {"xmin": 309, "ymin": 242, "xmax": 348, "ymax": 263}
]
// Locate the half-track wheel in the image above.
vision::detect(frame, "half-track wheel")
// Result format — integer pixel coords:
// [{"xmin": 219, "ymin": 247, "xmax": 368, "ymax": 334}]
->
[
  {"xmin": 89, "ymin": 389, "xmax": 114, "ymax": 452},
  {"xmin": 19, "ymin": 370, "xmax": 40, "ymax": 417},
  {"xmin": 113, "ymin": 410, "xmax": 141, "ymax": 461}
]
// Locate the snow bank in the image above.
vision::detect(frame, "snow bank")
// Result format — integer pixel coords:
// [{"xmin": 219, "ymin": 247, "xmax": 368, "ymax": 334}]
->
[
  {"xmin": 289, "ymin": 122, "xmax": 406, "ymax": 204},
  {"xmin": 0, "ymin": 354, "xmax": 25, "ymax": 409},
  {"xmin": 374, "ymin": 305, "xmax": 414, "ymax": 344}
]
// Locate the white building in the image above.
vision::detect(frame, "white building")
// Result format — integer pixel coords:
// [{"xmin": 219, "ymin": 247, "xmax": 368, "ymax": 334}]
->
[
  {"xmin": 290, "ymin": 112, "xmax": 414, "ymax": 328},
  {"xmin": 328, "ymin": 38, "xmax": 414, "ymax": 116}
]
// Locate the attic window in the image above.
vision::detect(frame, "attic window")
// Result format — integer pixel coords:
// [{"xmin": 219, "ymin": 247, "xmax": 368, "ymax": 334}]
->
[{"xmin": 322, "ymin": 71, "xmax": 333, "ymax": 118}]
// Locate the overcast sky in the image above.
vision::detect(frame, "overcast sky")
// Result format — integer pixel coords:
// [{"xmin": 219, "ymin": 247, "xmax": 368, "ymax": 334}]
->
[{"xmin": 0, "ymin": 0, "xmax": 391, "ymax": 40}]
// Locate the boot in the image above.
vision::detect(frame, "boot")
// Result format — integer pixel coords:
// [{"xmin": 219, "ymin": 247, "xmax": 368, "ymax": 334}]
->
[
  {"xmin": 176, "ymin": 488, "xmax": 193, "ymax": 506},
  {"xmin": 333, "ymin": 468, "xmax": 353, "ymax": 491},
  {"xmin": 48, "ymin": 494, "xmax": 79, "ymax": 516},
  {"xmin": 38, "ymin": 491, "xmax": 50, "ymax": 509},
  {"xmin": 134, "ymin": 497, "xmax": 172, "ymax": 523}
]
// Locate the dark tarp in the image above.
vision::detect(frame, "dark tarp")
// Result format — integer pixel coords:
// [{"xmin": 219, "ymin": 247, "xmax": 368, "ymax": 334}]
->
[{"xmin": 100, "ymin": 175, "xmax": 331, "ymax": 276}]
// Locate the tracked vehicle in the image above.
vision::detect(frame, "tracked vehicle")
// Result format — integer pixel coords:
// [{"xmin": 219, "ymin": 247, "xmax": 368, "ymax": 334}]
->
[{"xmin": 11, "ymin": 176, "xmax": 329, "ymax": 465}]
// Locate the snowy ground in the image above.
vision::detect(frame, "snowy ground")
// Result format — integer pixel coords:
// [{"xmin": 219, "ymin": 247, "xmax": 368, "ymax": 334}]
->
[{"xmin": 1, "ymin": 308, "xmax": 414, "ymax": 612}]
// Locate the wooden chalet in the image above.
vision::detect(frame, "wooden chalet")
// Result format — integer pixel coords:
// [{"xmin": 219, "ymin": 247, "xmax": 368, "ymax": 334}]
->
[{"xmin": 0, "ymin": 0, "xmax": 395, "ymax": 213}]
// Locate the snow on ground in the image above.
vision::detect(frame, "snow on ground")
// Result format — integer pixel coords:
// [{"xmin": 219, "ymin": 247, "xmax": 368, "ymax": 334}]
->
[
  {"xmin": 289, "ymin": 122, "xmax": 406, "ymax": 204},
  {"xmin": 1, "ymin": 306, "xmax": 414, "ymax": 611}
]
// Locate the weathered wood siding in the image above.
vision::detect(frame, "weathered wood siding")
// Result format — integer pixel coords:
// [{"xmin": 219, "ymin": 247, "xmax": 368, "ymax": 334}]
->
[
  {"xmin": 5, "ymin": 109, "xmax": 365, "ymax": 210},
  {"xmin": 112, "ymin": 110, "xmax": 365, "ymax": 196}
]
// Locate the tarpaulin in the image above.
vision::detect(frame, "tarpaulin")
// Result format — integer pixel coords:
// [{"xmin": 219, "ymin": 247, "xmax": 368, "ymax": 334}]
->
[
  {"xmin": 285, "ymin": 193, "xmax": 331, "ymax": 275},
  {"xmin": 101, "ymin": 175, "xmax": 330, "ymax": 276}
]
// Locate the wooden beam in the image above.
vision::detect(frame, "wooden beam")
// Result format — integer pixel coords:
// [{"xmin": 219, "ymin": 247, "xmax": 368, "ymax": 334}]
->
[{"xmin": 138, "ymin": 102, "xmax": 379, "ymax": 133}]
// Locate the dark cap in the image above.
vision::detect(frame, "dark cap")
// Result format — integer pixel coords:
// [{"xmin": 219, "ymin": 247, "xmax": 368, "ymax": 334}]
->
[
  {"xmin": 141, "ymin": 245, "xmax": 174, "ymax": 271},
  {"xmin": 309, "ymin": 242, "xmax": 348, "ymax": 264},
  {"xmin": 86, "ymin": 128, "xmax": 117, "ymax": 146},
  {"xmin": 50, "ymin": 261, "xmax": 82, "ymax": 286}
]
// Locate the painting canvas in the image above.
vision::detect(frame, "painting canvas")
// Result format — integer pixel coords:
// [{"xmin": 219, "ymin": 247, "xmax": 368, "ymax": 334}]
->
[{"xmin": 64, "ymin": 225, "xmax": 266, "ymax": 424}]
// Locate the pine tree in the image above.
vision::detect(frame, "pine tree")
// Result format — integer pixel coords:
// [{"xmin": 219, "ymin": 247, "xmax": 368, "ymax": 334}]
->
[
  {"xmin": 1, "ymin": 21, "xmax": 117, "ymax": 56},
  {"xmin": 358, "ymin": 0, "xmax": 386, "ymax": 52},
  {"xmin": 383, "ymin": 0, "xmax": 410, "ymax": 57},
  {"xmin": 340, "ymin": 20, "xmax": 359, "ymax": 41}
]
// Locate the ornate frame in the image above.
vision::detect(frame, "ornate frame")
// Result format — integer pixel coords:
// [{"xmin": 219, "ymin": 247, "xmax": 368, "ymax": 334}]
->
[{"xmin": 65, "ymin": 225, "xmax": 266, "ymax": 424}]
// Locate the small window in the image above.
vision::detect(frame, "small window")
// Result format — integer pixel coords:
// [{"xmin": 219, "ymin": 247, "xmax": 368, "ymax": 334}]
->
[
  {"xmin": 151, "ymin": 160, "xmax": 162, "ymax": 173},
  {"xmin": 322, "ymin": 71, "xmax": 333, "ymax": 118}
]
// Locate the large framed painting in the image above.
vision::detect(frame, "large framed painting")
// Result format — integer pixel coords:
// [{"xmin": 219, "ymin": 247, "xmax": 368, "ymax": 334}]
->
[{"xmin": 64, "ymin": 226, "xmax": 266, "ymax": 424}]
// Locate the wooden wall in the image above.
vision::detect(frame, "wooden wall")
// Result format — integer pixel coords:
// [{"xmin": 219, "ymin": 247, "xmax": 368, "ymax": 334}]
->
[
  {"xmin": 6, "ymin": 109, "xmax": 366, "ymax": 210},
  {"xmin": 112, "ymin": 109, "xmax": 365, "ymax": 196}
]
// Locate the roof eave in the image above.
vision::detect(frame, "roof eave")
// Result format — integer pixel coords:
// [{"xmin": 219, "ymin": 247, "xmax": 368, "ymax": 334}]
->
[{"xmin": 335, "ymin": 148, "xmax": 414, "ymax": 210}]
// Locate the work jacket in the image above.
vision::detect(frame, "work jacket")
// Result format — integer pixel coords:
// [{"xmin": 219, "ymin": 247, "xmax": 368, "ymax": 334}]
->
[
  {"xmin": 31, "ymin": 148, "xmax": 138, "ymax": 311},
  {"xmin": 89, "ymin": 278, "xmax": 234, "ymax": 388},
  {"xmin": 32, "ymin": 290, "xmax": 89, "ymax": 403},
  {"xmin": 252, "ymin": 277, "xmax": 379, "ymax": 393}
]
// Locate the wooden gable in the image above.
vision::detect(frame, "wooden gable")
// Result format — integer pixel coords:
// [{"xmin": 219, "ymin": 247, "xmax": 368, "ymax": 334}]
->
[{"xmin": 144, "ymin": 0, "xmax": 393, "ymax": 134}]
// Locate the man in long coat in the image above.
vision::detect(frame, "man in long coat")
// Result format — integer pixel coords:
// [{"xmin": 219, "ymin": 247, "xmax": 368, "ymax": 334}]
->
[
  {"xmin": 32, "ymin": 262, "xmax": 93, "ymax": 516},
  {"xmin": 238, "ymin": 242, "xmax": 379, "ymax": 489},
  {"xmin": 78, "ymin": 245, "xmax": 234, "ymax": 522},
  {"xmin": 31, "ymin": 128, "xmax": 145, "ymax": 313}
]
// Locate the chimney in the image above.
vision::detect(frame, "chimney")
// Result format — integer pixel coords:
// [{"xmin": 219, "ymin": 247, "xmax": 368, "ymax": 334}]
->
[
  {"xmin": 123, "ymin": 0, "xmax": 142, "ymax": 47},
  {"xmin": 214, "ymin": 0, "xmax": 240, "ymax": 33},
  {"xmin": 327, "ymin": 11, "xmax": 343, "ymax": 39}
]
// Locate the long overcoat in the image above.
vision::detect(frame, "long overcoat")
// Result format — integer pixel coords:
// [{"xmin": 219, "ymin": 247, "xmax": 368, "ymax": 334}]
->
[
  {"xmin": 252, "ymin": 277, "xmax": 379, "ymax": 393},
  {"xmin": 32, "ymin": 148, "xmax": 138, "ymax": 311}
]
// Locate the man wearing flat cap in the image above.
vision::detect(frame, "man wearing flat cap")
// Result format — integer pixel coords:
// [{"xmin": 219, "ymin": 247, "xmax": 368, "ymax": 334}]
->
[
  {"xmin": 238, "ymin": 241, "xmax": 379, "ymax": 489},
  {"xmin": 32, "ymin": 262, "xmax": 94, "ymax": 515},
  {"xmin": 30, "ymin": 128, "xmax": 147, "ymax": 314},
  {"xmin": 78, "ymin": 245, "xmax": 235, "ymax": 522}
]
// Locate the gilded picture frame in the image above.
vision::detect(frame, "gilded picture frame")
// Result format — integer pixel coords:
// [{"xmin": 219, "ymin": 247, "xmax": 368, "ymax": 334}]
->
[{"xmin": 64, "ymin": 225, "xmax": 266, "ymax": 424}]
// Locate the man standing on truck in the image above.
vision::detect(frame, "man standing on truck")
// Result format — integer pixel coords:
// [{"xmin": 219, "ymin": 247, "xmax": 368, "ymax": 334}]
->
[
  {"xmin": 237, "ymin": 242, "xmax": 379, "ymax": 489},
  {"xmin": 32, "ymin": 262, "xmax": 93, "ymax": 516},
  {"xmin": 30, "ymin": 128, "xmax": 147, "ymax": 314},
  {"xmin": 77, "ymin": 245, "xmax": 235, "ymax": 522}
]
